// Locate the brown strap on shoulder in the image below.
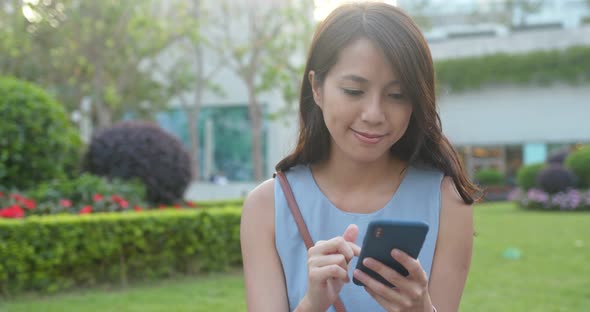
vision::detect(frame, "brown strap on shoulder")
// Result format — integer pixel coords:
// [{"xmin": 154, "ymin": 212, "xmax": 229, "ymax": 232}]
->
[{"xmin": 275, "ymin": 171, "xmax": 347, "ymax": 312}]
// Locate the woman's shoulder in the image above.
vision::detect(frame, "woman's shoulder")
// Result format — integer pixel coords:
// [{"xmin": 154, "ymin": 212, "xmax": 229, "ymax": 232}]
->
[
  {"xmin": 410, "ymin": 162, "xmax": 444, "ymax": 177},
  {"xmin": 243, "ymin": 178, "xmax": 275, "ymax": 215},
  {"xmin": 243, "ymin": 165, "xmax": 309, "ymax": 209},
  {"xmin": 407, "ymin": 162, "xmax": 445, "ymax": 190},
  {"xmin": 241, "ymin": 178, "xmax": 276, "ymax": 239}
]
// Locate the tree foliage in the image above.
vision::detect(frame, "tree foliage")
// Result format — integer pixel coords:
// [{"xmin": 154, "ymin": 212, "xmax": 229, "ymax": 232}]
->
[{"xmin": 0, "ymin": 0, "xmax": 176, "ymax": 129}]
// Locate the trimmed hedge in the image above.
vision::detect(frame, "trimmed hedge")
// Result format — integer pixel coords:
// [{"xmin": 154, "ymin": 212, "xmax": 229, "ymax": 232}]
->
[
  {"xmin": 196, "ymin": 199, "xmax": 244, "ymax": 209},
  {"xmin": 0, "ymin": 207, "xmax": 241, "ymax": 295}
]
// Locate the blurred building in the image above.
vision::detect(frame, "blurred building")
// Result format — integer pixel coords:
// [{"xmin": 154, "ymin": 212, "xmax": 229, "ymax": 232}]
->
[
  {"xmin": 158, "ymin": 0, "xmax": 590, "ymax": 200},
  {"xmin": 397, "ymin": 0, "xmax": 590, "ymax": 183}
]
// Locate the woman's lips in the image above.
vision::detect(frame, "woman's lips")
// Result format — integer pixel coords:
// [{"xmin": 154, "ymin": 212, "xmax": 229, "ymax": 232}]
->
[{"xmin": 351, "ymin": 129, "xmax": 386, "ymax": 144}]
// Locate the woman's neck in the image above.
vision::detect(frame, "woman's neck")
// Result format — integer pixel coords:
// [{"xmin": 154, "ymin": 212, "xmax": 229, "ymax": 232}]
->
[{"xmin": 311, "ymin": 149, "xmax": 407, "ymax": 194}]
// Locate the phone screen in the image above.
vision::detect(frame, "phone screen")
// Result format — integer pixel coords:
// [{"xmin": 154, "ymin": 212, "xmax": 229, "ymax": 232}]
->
[{"xmin": 353, "ymin": 220, "xmax": 429, "ymax": 287}]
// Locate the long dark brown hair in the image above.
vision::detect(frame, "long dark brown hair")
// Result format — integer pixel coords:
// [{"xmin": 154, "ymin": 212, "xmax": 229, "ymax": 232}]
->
[{"xmin": 275, "ymin": 2, "xmax": 480, "ymax": 205}]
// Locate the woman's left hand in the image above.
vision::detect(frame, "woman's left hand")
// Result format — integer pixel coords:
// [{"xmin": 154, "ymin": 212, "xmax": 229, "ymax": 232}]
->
[{"xmin": 353, "ymin": 249, "xmax": 433, "ymax": 312}]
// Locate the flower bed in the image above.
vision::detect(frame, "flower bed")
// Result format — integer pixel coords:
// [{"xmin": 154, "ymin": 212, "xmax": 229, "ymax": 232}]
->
[
  {"xmin": 0, "ymin": 191, "xmax": 202, "ymax": 219},
  {"xmin": 509, "ymin": 188, "xmax": 590, "ymax": 211}
]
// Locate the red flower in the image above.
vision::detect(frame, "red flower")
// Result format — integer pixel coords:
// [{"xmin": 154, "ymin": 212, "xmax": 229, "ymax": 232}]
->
[
  {"xmin": 158, "ymin": 205, "xmax": 166, "ymax": 209},
  {"xmin": 134, "ymin": 206, "xmax": 142, "ymax": 212},
  {"xmin": 174, "ymin": 204, "xmax": 181, "ymax": 209},
  {"xmin": 93, "ymin": 194, "xmax": 104, "ymax": 202},
  {"xmin": 119, "ymin": 200, "xmax": 129, "ymax": 209},
  {"xmin": 0, "ymin": 205, "xmax": 25, "ymax": 218},
  {"xmin": 187, "ymin": 201, "xmax": 197, "ymax": 208},
  {"xmin": 60, "ymin": 199, "xmax": 72, "ymax": 208},
  {"xmin": 80, "ymin": 206, "xmax": 93, "ymax": 214},
  {"xmin": 11, "ymin": 193, "xmax": 23, "ymax": 201},
  {"xmin": 21, "ymin": 199, "xmax": 36, "ymax": 210},
  {"xmin": 111, "ymin": 195, "xmax": 123, "ymax": 203},
  {"xmin": 0, "ymin": 192, "xmax": 4, "ymax": 198}
]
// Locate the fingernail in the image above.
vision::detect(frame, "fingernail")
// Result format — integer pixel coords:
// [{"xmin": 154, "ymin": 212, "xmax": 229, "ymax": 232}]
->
[{"xmin": 363, "ymin": 258, "xmax": 372, "ymax": 266}]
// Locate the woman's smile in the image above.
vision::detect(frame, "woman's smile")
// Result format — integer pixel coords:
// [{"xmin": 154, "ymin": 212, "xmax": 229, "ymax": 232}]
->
[{"xmin": 350, "ymin": 128, "xmax": 388, "ymax": 145}]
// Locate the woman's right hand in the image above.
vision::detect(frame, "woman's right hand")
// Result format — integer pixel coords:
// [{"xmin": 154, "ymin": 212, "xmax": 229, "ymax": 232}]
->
[{"xmin": 298, "ymin": 224, "xmax": 361, "ymax": 312}]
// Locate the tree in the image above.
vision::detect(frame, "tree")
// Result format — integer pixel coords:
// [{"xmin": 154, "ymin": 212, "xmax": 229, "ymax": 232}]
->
[
  {"xmin": 399, "ymin": 0, "xmax": 433, "ymax": 30},
  {"xmin": 157, "ymin": 0, "xmax": 225, "ymax": 180},
  {"xmin": 263, "ymin": 0, "xmax": 316, "ymax": 121},
  {"xmin": 504, "ymin": 0, "xmax": 546, "ymax": 27},
  {"xmin": 0, "ymin": 0, "xmax": 47, "ymax": 83},
  {"xmin": 1, "ymin": 0, "xmax": 175, "ymax": 129},
  {"xmin": 210, "ymin": 0, "xmax": 313, "ymax": 180}
]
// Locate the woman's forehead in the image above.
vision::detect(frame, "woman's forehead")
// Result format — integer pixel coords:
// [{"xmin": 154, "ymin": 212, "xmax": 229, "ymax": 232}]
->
[{"xmin": 328, "ymin": 38, "xmax": 400, "ymax": 84}]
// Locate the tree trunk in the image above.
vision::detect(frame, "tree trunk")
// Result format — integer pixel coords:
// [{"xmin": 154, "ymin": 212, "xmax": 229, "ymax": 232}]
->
[
  {"xmin": 246, "ymin": 81, "xmax": 264, "ymax": 181},
  {"xmin": 187, "ymin": 0, "xmax": 203, "ymax": 181},
  {"xmin": 188, "ymin": 107, "xmax": 201, "ymax": 180},
  {"xmin": 188, "ymin": 103, "xmax": 201, "ymax": 180},
  {"xmin": 93, "ymin": 60, "xmax": 112, "ymax": 130}
]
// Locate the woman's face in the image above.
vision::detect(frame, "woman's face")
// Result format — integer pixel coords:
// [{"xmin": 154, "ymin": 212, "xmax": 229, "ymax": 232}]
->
[{"xmin": 310, "ymin": 37, "xmax": 413, "ymax": 164}]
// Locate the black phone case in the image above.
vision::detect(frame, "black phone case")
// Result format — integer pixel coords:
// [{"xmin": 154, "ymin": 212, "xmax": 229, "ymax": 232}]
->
[{"xmin": 353, "ymin": 220, "xmax": 429, "ymax": 288}]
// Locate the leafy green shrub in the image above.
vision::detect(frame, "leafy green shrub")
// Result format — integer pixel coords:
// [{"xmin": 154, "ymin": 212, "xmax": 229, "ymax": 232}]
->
[
  {"xmin": 0, "ymin": 207, "xmax": 241, "ymax": 295},
  {"xmin": 83, "ymin": 121, "xmax": 192, "ymax": 205},
  {"xmin": 517, "ymin": 163, "xmax": 545, "ymax": 191},
  {"xmin": 475, "ymin": 168, "xmax": 505, "ymax": 186},
  {"xmin": 565, "ymin": 146, "xmax": 590, "ymax": 188},
  {"xmin": 536, "ymin": 165, "xmax": 577, "ymax": 194},
  {"xmin": 435, "ymin": 45, "xmax": 590, "ymax": 92},
  {"xmin": 0, "ymin": 76, "xmax": 82, "ymax": 190}
]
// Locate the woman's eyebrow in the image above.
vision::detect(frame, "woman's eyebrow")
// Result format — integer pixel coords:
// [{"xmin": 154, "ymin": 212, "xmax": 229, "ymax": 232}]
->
[
  {"xmin": 340, "ymin": 74, "xmax": 369, "ymax": 83},
  {"xmin": 340, "ymin": 74, "xmax": 401, "ymax": 87}
]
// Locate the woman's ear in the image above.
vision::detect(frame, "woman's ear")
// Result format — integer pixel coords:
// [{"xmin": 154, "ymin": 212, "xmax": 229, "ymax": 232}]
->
[{"xmin": 308, "ymin": 70, "xmax": 322, "ymax": 108}]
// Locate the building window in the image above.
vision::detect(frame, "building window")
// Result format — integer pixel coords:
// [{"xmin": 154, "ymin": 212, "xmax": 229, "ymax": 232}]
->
[{"xmin": 156, "ymin": 105, "xmax": 268, "ymax": 182}]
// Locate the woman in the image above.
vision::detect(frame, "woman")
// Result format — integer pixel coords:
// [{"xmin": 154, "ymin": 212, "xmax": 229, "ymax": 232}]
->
[{"xmin": 240, "ymin": 2, "xmax": 478, "ymax": 311}]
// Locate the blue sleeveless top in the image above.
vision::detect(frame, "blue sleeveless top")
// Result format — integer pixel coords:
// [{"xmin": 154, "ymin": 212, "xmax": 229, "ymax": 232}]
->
[{"xmin": 274, "ymin": 164, "xmax": 444, "ymax": 312}]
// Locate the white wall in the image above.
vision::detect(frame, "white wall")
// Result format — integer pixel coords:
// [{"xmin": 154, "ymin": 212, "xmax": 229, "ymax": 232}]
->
[
  {"xmin": 429, "ymin": 26, "xmax": 590, "ymax": 60},
  {"xmin": 438, "ymin": 83, "xmax": 590, "ymax": 146}
]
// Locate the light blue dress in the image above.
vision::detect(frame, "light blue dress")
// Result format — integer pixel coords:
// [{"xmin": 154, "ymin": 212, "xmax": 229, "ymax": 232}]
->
[{"xmin": 274, "ymin": 164, "xmax": 444, "ymax": 311}]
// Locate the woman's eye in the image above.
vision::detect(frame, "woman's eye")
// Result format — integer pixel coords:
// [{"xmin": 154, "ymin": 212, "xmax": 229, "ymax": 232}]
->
[
  {"xmin": 389, "ymin": 93, "xmax": 406, "ymax": 100},
  {"xmin": 342, "ymin": 89, "xmax": 364, "ymax": 96}
]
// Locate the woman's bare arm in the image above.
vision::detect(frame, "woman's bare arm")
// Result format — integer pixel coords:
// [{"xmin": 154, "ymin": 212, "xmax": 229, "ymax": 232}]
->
[
  {"xmin": 241, "ymin": 179, "xmax": 290, "ymax": 311},
  {"xmin": 428, "ymin": 177, "xmax": 474, "ymax": 312}
]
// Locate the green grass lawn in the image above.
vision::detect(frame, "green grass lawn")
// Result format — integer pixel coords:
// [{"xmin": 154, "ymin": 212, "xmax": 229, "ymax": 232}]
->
[
  {"xmin": 1, "ymin": 272, "xmax": 246, "ymax": 312},
  {"xmin": 461, "ymin": 202, "xmax": 590, "ymax": 312},
  {"xmin": 3, "ymin": 202, "xmax": 589, "ymax": 311}
]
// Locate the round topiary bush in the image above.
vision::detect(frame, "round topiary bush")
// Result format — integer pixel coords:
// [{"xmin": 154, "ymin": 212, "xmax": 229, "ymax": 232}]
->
[
  {"xmin": 82, "ymin": 121, "xmax": 192, "ymax": 205},
  {"xmin": 0, "ymin": 76, "xmax": 82, "ymax": 190},
  {"xmin": 474, "ymin": 168, "xmax": 505, "ymax": 186},
  {"xmin": 565, "ymin": 145, "xmax": 590, "ymax": 188},
  {"xmin": 516, "ymin": 163, "xmax": 545, "ymax": 191},
  {"xmin": 536, "ymin": 164, "xmax": 577, "ymax": 194},
  {"xmin": 547, "ymin": 147, "xmax": 570, "ymax": 165}
]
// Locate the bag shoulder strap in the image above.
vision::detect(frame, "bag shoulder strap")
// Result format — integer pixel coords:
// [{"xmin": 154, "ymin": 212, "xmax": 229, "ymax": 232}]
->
[{"xmin": 275, "ymin": 171, "xmax": 347, "ymax": 312}]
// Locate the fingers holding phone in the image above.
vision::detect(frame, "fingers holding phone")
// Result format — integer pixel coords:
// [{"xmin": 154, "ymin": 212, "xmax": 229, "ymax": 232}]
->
[
  {"xmin": 352, "ymin": 220, "xmax": 432, "ymax": 311},
  {"xmin": 354, "ymin": 249, "xmax": 431, "ymax": 311},
  {"xmin": 303, "ymin": 224, "xmax": 361, "ymax": 311}
]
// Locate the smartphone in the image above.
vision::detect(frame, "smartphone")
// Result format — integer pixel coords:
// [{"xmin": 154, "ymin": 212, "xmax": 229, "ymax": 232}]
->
[{"xmin": 353, "ymin": 220, "xmax": 429, "ymax": 287}]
